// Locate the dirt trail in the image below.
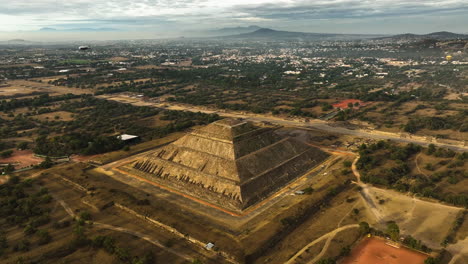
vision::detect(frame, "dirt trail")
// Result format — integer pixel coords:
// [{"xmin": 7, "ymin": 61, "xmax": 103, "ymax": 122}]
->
[
  {"xmin": 447, "ymin": 237, "xmax": 468, "ymax": 264},
  {"xmin": 351, "ymin": 155, "xmax": 383, "ymax": 222},
  {"xmin": 52, "ymin": 192, "xmax": 193, "ymax": 262},
  {"xmin": 415, "ymin": 152, "xmax": 430, "ymax": 178},
  {"xmin": 93, "ymin": 222, "xmax": 193, "ymax": 261},
  {"xmin": 285, "ymin": 224, "xmax": 359, "ymax": 264}
]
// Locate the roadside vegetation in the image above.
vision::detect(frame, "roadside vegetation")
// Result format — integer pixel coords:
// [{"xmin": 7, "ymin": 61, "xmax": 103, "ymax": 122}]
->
[{"xmin": 357, "ymin": 140, "xmax": 468, "ymax": 207}]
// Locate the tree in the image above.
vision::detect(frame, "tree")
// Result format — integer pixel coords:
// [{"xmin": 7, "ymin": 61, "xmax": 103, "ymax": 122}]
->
[
  {"xmin": 2, "ymin": 163, "xmax": 14, "ymax": 174},
  {"xmin": 37, "ymin": 229, "xmax": 52, "ymax": 245},
  {"xmin": 17, "ymin": 142, "xmax": 28, "ymax": 150},
  {"xmin": 316, "ymin": 258, "xmax": 335, "ymax": 264},
  {"xmin": 359, "ymin": 221, "xmax": 370, "ymax": 235},
  {"xmin": 0, "ymin": 150, "xmax": 13, "ymax": 158},
  {"xmin": 37, "ymin": 157, "xmax": 53, "ymax": 169},
  {"xmin": 23, "ymin": 225, "xmax": 36, "ymax": 235},
  {"xmin": 424, "ymin": 257, "xmax": 437, "ymax": 264},
  {"xmin": 386, "ymin": 221, "xmax": 400, "ymax": 241},
  {"xmin": 339, "ymin": 245, "xmax": 351, "ymax": 256},
  {"xmin": 79, "ymin": 211, "xmax": 92, "ymax": 221},
  {"xmin": 427, "ymin": 144, "xmax": 436, "ymax": 155}
]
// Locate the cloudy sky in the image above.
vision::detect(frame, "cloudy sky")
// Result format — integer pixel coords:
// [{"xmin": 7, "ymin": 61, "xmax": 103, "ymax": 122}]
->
[{"xmin": 1, "ymin": 0, "xmax": 467, "ymax": 39}]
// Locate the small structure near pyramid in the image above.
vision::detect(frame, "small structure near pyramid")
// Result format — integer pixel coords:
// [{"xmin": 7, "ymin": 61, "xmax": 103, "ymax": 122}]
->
[{"xmin": 121, "ymin": 118, "xmax": 329, "ymax": 211}]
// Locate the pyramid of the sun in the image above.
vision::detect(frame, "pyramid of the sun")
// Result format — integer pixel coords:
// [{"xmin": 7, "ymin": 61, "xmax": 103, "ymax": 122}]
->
[{"xmin": 125, "ymin": 119, "xmax": 329, "ymax": 211}]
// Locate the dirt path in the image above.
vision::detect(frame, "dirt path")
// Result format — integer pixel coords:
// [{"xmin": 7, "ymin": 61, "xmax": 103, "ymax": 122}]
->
[
  {"xmin": 0, "ymin": 175, "xmax": 9, "ymax": 185},
  {"xmin": 92, "ymin": 222, "xmax": 193, "ymax": 261},
  {"xmin": 447, "ymin": 237, "xmax": 468, "ymax": 264},
  {"xmin": 285, "ymin": 224, "xmax": 359, "ymax": 264},
  {"xmin": 351, "ymin": 155, "xmax": 361, "ymax": 182},
  {"xmin": 351, "ymin": 155, "xmax": 384, "ymax": 222},
  {"xmin": 415, "ymin": 152, "xmax": 429, "ymax": 178},
  {"xmin": 52, "ymin": 193, "xmax": 193, "ymax": 262}
]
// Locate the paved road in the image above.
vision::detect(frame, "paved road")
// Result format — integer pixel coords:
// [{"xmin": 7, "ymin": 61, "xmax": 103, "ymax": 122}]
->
[{"xmin": 99, "ymin": 96, "xmax": 467, "ymax": 152}]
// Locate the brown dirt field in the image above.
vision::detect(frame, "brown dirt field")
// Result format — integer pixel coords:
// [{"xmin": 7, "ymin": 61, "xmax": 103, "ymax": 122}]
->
[
  {"xmin": 292, "ymin": 240, "xmax": 326, "ymax": 264},
  {"xmin": 0, "ymin": 63, "xmax": 40, "ymax": 68},
  {"xmin": 0, "ymin": 84, "xmax": 46, "ymax": 97},
  {"xmin": 30, "ymin": 75, "xmax": 67, "ymax": 83},
  {"xmin": 32, "ymin": 111, "xmax": 75, "ymax": 121},
  {"xmin": 397, "ymin": 82, "xmax": 423, "ymax": 92},
  {"xmin": 224, "ymin": 100, "xmax": 247, "ymax": 105},
  {"xmin": 6, "ymin": 80, "xmax": 92, "ymax": 96},
  {"xmin": 134, "ymin": 65, "xmax": 166, "ymax": 69},
  {"xmin": 444, "ymin": 91, "xmax": 467, "ymax": 100},
  {"xmin": 178, "ymin": 60, "xmax": 192, "ymax": 67},
  {"xmin": 324, "ymin": 227, "xmax": 361, "ymax": 259},
  {"xmin": 341, "ymin": 237, "xmax": 428, "ymax": 264},
  {"xmin": 419, "ymin": 128, "xmax": 467, "ymax": 141},
  {"xmin": 455, "ymin": 213, "xmax": 468, "ymax": 242},
  {"xmin": 96, "ymin": 78, "xmax": 152, "ymax": 88},
  {"xmin": 274, "ymin": 105, "xmax": 294, "ymax": 110},
  {"xmin": 398, "ymin": 101, "xmax": 422, "ymax": 112},
  {"xmin": 450, "ymin": 103, "xmax": 468, "ymax": 111},
  {"xmin": 454, "ymin": 254, "xmax": 468, "ymax": 264},
  {"xmin": 443, "ymin": 178, "xmax": 468, "ymax": 198},
  {"xmin": 363, "ymin": 186, "xmax": 461, "ymax": 249},
  {"xmin": 138, "ymin": 115, "xmax": 173, "ymax": 128},
  {"xmin": 0, "ymin": 107, "xmax": 31, "ymax": 120},
  {"xmin": 0, "ymin": 149, "xmax": 43, "ymax": 168},
  {"xmin": 108, "ymin": 56, "xmax": 129, "ymax": 62}
]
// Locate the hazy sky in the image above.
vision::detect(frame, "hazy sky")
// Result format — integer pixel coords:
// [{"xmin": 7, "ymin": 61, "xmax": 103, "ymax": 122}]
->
[{"xmin": 1, "ymin": 0, "xmax": 467, "ymax": 39}]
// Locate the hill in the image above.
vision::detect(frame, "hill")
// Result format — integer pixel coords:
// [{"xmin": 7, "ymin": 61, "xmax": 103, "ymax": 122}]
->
[
  {"xmin": 221, "ymin": 28, "xmax": 385, "ymax": 41},
  {"xmin": 207, "ymin": 25, "xmax": 261, "ymax": 36},
  {"xmin": 377, "ymin": 31, "xmax": 468, "ymax": 41},
  {"xmin": 38, "ymin": 27, "xmax": 118, "ymax": 32},
  {"xmin": 0, "ymin": 39, "xmax": 38, "ymax": 45}
]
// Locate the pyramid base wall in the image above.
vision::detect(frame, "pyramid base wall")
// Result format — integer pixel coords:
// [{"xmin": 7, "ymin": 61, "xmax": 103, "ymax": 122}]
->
[
  {"xmin": 120, "ymin": 146, "xmax": 329, "ymax": 211},
  {"xmin": 240, "ymin": 148, "xmax": 330, "ymax": 208},
  {"xmin": 119, "ymin": 165, "xmax": 244, "ymax": 212}
]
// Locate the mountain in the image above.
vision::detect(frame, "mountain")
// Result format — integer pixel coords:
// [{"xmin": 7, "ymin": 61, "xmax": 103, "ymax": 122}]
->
[
  {"xmin": 187, "ymin": 25, "xmax": 262, "ymax": 37},
  {"xmin": 221, "ymin": 28, "xmax": 385, "ymax": 41},
  {"xmin": 377, "ymin": 31, "xmax": 468, "ymax": 41},
  {"xmin": 39, "ymin": 27, "xmax": 57, "ymax": 31},
  {"xmin": 207, "ymin": 25, "xmax": 261, "ymax": 36},
  {"xmin": 425, "ymin": 31, "xmax": 468, "ymax": 39},
  {"xmin": 38, "ymin": 27, "xmax": 118, "ymax": 32},
  {"xmin": 0, "ymin": 39, "xmax": 39, "ymax": 45}
]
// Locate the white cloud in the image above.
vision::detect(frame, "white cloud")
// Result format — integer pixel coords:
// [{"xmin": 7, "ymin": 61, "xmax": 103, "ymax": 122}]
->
[{"xmin": 0, "ymin": 0, "xmax": 467, "ymax": 32}]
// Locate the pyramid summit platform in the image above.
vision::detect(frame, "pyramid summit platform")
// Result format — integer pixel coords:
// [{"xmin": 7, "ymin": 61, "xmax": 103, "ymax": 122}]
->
[{"xmin": 122, "ymin": 118, "xmax": 329, "ymax": 211}]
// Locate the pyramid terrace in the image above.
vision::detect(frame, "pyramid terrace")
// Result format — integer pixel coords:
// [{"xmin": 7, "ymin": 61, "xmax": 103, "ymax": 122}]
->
[{"xmin": 120, "ymin": 118, "xmax": 329, "ymax": 211}]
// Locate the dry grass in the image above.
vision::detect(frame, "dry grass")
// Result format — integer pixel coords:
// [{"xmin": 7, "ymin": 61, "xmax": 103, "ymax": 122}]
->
[
  {"xmin": 32, "ymin": 111, "xmax": 75, "ymax": 122},
  {"xmin": 364, "ymin": 186, "xmax": 461, "ymax": 248}
]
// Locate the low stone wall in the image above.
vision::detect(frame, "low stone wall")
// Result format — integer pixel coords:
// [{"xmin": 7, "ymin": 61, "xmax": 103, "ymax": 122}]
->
[
  {"xmin": 114, "ymin": 203, "xmax": 238, "ymax": 263},
  {"xmin": 245, "ymin": 182, "xmax": 351, "ymax": 263},
  {"xmin": 57, "ymin": 175, "xmax": 88, "ymax": 192}
]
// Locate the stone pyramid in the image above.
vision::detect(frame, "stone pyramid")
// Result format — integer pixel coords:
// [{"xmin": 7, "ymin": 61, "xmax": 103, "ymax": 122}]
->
[{"xmin": 125, "ymin": 118, "xmax": 329, "ymax": 211}]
